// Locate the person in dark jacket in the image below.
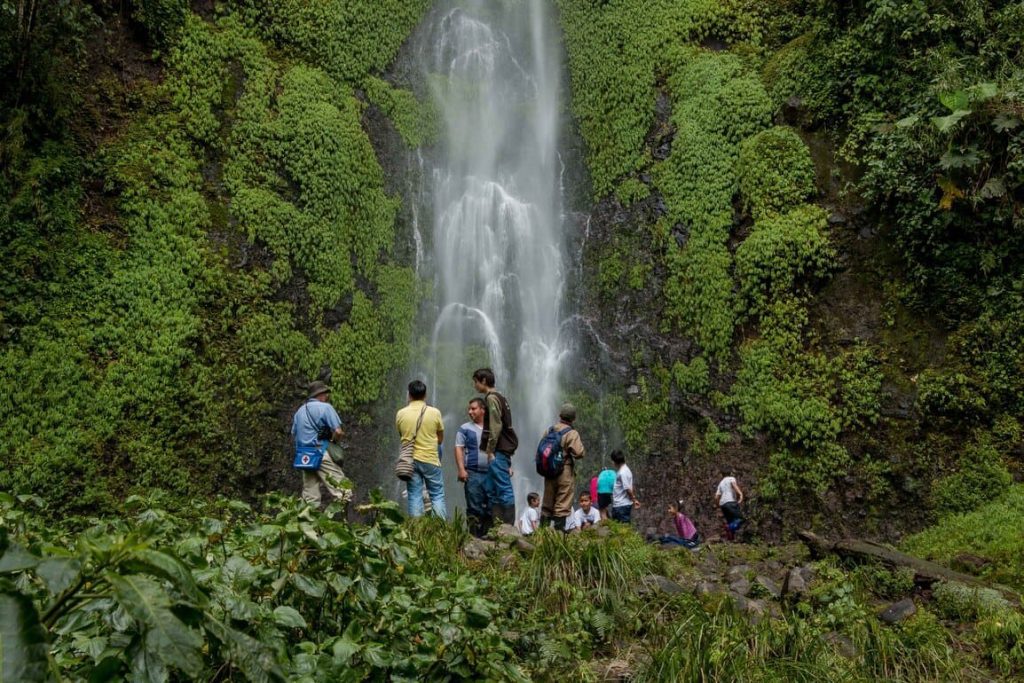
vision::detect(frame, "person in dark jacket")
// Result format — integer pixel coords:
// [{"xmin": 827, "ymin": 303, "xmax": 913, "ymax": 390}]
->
[{"xmin": 472, "ymin": 367, "xmax": 519, "ymax": 525}]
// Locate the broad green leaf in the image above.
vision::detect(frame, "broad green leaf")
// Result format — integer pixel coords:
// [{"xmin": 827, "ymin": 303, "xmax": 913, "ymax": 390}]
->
[
  {"xmin": 332, "ymin": 636, "xmax": 360, "ymax": 665},
  {"xmin": 121, "ymin": 550, "xmax": 205, "ymax": 605},
  {"xmin": 894, "ymin": 114, "xmax": 918, "ymax": 128},
  {"xmin": 106, "ymin": 573, "xmax": 203, "ymax": 678},
  {"xmin": 979, "ymin": 177, "xmax": 1006, "ymax": 199},
  {"xmin": 930, "ymin": 110, "xmax": 971, "ymax": 133},
  {"xmin": 938, "ymin": 89, "xmax": 969, "ymax": 112},
  {"xmin": 272, "ymin": 605, "xmax": 306, "ymax": 629},
  {"xmin": 0, "ymin": 544, "xmax": 40, "ymax": 574},
  {"xmin": 0, "ymin": 585, "xmax": 51, "ymax": 683},
  {"xmin": 291, "ymin": 573, "xmax": 325, "ymax": 598},
  {"xmin": 993, "ymin": 115, "xmax": 1021, "ymax": 133},
  {"xmin": 36, "ymin": 558, "xmax": 80, "ymax": 596},
  {"xmin": 204, "ymin": 617, "xmax": 285, "ymax": 683},
  {"xmin": 968, "ymin": 82, "xmax": 998, "ymax": 102}
]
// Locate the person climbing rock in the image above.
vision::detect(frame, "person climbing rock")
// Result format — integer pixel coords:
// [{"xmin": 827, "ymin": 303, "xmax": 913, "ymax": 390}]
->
[
  {"xmin": 292, "ymin": 381, "xmax": 352, "ymax": 510},
  {"xmin": 539, "ymin": 402, "xmax": 585, "ymax": 532},
  {"xmin": 396, "ymin": 380, "xmax": 446, "ymax": 519},
  {"xmin": 455, "ymin": 397, "xmax": 490, "ymax": 536},
  {"xmin": 715, "ymin": 465, "xmax": 745, "ymax": 540},
  {"xmin": 473, "ymin": 368, "xmax": 519, "ymax": 525}
]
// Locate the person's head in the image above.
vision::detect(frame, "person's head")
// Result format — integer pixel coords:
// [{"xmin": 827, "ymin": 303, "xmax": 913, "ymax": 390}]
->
[
  {"xmin": 611, "ymin": 449, "xmax": 626, "ymax": 469},
  {"xmin": 668, "ymin": 499, "xmax": 683, "ymax": 516},
  {"xmin": 527, "ymin": 492, "xmax": 540, "ymax": 508},
  {"xmin": 558, "ymin": 401, "xmax": 577, "ymax": 424},
  {"xmin": 308, "ymin": 380, "xmax": 331, "ymax": 402},
  {"xmin": 467, "ymin": 397, "xmax": 485, "ymax": 424},
  {"xmin": 472, "ymin": 367, "xmax": 495, "ymax": 392},
  {"xmin": 719, "ymin": 464, "xmax": 733, "ymax": 478},
  {"xmin": 408, "ymin": 380, "xmax": 427, "ymax": 402},
  {"xmin": 579, "ymin": 492, "xmax": 592, "ymax": 512}
]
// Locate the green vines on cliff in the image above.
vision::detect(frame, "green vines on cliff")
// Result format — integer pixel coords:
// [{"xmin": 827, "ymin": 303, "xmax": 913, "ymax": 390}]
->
[
  {"xmin": 559, "ymin": 0, "xmax": 884, "ymax": 500},
  {"xmin": 0, "ymin": 5, "xmax": 429, "ymax": 511}
]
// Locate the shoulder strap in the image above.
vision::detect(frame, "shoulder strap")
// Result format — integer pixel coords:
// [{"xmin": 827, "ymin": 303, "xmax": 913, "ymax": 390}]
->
[
  {"xmin": 304, "ymin": 401, "xmax": 319, "ymax": 436},
  {"xmin": 411, "ymin": 404, "xmax": 428, "ymax": 440}
]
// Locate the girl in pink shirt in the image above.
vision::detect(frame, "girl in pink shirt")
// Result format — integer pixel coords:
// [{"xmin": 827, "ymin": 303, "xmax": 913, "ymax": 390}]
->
[{"xmin": 660, "ymin": 500, "xmax": 700, "ymax": 548}]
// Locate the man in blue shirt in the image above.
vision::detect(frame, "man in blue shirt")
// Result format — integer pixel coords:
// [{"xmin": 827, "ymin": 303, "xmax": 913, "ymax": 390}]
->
[
  {"xmin": 455, "ymin": 398, "xmax": 489, "ymax": 536},
  {"xmin": 292, "ymin": 381, "xmax": 351, "ymax": 509}
]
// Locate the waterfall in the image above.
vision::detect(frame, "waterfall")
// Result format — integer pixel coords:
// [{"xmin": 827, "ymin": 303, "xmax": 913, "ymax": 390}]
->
[{"xmin": 413, "ymin": 0, "xmax": 571, "ymax": 514}]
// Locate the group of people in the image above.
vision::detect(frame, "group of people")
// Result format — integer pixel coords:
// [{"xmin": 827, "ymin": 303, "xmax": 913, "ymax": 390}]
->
[
  {"xmin": 291, "ymin": 372, "xmax": 745, "ymax": 542},
  {"xmin": 518, "ymin": 449, "xmax": 639, "ymax": 535}
]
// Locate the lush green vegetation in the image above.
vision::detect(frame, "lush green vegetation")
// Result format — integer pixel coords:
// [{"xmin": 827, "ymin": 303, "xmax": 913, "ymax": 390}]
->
[
  {"xmin": 0, "ymin": 2, "xmax": 429, "ymax": 513},
  {"xmin": 558, "ymin": 0, "xmax": 1022, "ymax": 517},
  {"xmin": 2, "ymin": 494, "xmax": 1020, "ymax": 681}
]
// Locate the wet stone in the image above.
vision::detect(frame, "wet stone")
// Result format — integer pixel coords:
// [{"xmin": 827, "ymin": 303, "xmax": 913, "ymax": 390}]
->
[
  {"xmin": 755, "ymin": 576, "xmax": 781, "ymax": 599},
  {"xmin": 783, "ymin": 567, "xmax": 807, "ymax": 597},
  {"xmin": 878, "ymin": 598, "xmax": 917, "ymax": 625},
  {"xmin": 729, "ymin": 577, "xmax": 751, "ymax": 597},
  {"xmin": 642, "ymin": 575, "xmax": 686, "ymax": 596}
]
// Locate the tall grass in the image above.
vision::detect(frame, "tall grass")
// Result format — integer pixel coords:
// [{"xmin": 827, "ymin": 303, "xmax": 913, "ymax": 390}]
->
[
  {"xmin": 636, "ymin": 598, "xmax": 969, "ymax": 682},
  {"xmin": 902, "ymin": 484, "xmax": 1024, "ymax": 591},
  {"xmin": 522, "ymin": 525, "xmax": 660, "ymax": 611}
]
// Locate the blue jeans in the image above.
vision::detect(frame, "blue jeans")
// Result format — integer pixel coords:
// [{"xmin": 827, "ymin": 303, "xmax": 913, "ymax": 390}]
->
[
  {"xmin": 487, "ymin": 451, "xmax": 515, "ymax": 508},
  {"xmin": 610, "ymin": 504, "xmax": 633, "ymax": 523},
  {"xmin": 464, "ymin": 470, "xmax": 490, "ymax": 521},
  {"xmin": 408, "ymin": 460, "xmax": 447, "ymax": 519}
]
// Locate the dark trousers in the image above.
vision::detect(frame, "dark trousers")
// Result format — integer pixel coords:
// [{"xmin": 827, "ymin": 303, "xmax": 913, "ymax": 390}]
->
[
  {"xmin": 610, "ymin": 504, "xmax": 633, "ymax": 523},
  {"xmin": 464, "ymin": 470, "xmax": 490, "ymax": 528}
]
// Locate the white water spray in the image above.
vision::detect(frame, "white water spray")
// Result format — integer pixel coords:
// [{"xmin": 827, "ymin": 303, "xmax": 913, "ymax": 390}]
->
[{"xmin": 417, "ymin": 0, "xmax": 571, "ymax": 513}]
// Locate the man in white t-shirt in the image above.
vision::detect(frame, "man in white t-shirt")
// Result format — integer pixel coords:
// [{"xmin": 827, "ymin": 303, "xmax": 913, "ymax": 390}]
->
[
  {"xmin": 520, "ymin": 492, "xmax": 541, "ymax": 535},
  {"xmin": 610, "ymin": 450, "xmax": 639, "ymax": 523},
  {"xmin": 568, "ymin": 492, "xmax": 601, "ymax": 531},
  {"xmin": 714, "ymin": 466, "xmax": 744, "ymax": 540}
]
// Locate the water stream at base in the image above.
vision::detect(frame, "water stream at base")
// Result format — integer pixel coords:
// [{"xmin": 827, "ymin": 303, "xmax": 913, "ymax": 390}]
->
[{"xmin": 412, "ymin": 0, "xmax": 572, "ymax": 515}]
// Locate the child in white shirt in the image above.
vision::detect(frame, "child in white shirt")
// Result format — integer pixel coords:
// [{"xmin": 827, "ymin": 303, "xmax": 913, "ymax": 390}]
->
[{"xmin": 519, "ymin": 492, "xmax": 541, "ymax": 535}]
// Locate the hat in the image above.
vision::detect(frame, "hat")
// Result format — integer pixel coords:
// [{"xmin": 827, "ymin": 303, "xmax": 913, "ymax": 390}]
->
[
  {"xmin": 559, "ymin": 402, "xmax": 577, "ymax": 422},
  {"xmin": 308, "ymin": 380, "xmax": 331, "ymax": 399}
]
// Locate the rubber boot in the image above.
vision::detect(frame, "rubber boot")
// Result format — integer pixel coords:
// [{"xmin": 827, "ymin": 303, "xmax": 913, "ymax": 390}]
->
[
  {"xmin": 552, "ymin": 516, "xmax": 567, "ymax": 533},
  {"xmin": 500, "ymin": 505, "xmax": 516, "ymax": 526}
]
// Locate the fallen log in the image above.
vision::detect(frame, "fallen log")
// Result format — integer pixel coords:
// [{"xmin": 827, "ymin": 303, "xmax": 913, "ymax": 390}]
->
[{"xmin": 798, "ymin": 531, "xmax": 1020, "ymax": 605}]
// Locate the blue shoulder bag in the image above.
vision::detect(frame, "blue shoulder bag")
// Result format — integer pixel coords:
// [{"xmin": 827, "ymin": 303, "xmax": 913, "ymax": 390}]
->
[{"xmin": 293, "ymin": 403, "xmax": 327, "ymax": 471}]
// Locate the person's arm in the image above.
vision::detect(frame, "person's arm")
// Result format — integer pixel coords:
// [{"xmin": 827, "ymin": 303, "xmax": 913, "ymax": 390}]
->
[
  {"xmin": 565, "ymin": 429, "xmax": 585, "ymax": 459},
  {"xmin": 732, "ymin": 480, "xmax": 743, "ymax": 504},
  {"xmin": 624, "ymin": 470, "xmax": 639, "ymax": 506},
  {"xmin": 324, "ymin": 406, "xmax": 344, "ymax": 443},
  {"xmin": 454, "ymin": 430, "xmax": 468, "ymax": 482},
  {"xmin": 714, "ymin": 487, "xmax": 722, "ymax": 504},
  {"xmin": 485, "ymin": 394, "xmax": 501, "ymax": 455}
]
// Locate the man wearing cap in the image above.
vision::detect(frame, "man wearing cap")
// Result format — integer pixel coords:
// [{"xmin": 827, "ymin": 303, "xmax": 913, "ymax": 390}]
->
[
  {"xmin": 292, "ymin": 381, "xmax": 352, "ymax": 509},
  {"xmin": 541, "ymin": 402, "xmax": 586, "ymax": 532}
]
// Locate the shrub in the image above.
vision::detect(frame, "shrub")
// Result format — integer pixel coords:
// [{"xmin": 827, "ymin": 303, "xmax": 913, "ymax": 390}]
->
[
  {"xmin": 735, "ymin": 205, "xmax": 835, "ymax": 317},
  {"xmin": 903, "ymin": 484, "xmax": 1024, "ymax": 591},
  {"xmin": 932, "ymin": 581, "xmax": 1011, "ymax": 621},
  {"xmin": 737, "ymin": 126, "xmax": 817, "ymax": 220},
  {"xmin": 932, "ymin": 436, "xmax": 1012, "ymax": 516}
]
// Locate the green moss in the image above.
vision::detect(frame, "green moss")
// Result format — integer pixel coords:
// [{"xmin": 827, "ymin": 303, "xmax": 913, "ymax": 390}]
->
[
  {"xmin": 737, "ymin": 126, "xmax": 816, "ymax": 220},
  {"xmin": 932, "ymin": 435, "xmax": 1012, "ymax": 517},
  {"xmin": 0, "ymin": 6, "xmax": 426, "ymax": 512},
  {"xmin": 735, "ymin": 205, "xmax": 835, "ymax": 317}
]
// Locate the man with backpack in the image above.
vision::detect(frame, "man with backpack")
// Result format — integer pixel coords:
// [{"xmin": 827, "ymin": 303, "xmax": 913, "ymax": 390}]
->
[
  {"xmin": 473, "ymin": 368, "xmax": 519, "ymax": 525},
  {"xmin": 292, "ymin": 381, "xmax": 352, "ymax": 510},
  {"xmin": 537, "ymin": 402, "xmax": 585, "ymax": 532}
]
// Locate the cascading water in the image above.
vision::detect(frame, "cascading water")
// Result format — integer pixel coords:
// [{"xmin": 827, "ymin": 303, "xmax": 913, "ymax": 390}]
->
[{"xmin": 413, "ymin": 0, "xmax": 572, "ymax": 514}]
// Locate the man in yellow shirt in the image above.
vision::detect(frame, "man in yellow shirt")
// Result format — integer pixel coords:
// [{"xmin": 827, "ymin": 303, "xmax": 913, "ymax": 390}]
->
[{"xmin": 395, "ymin": 380, "xmax": 446, "ymax": 518}]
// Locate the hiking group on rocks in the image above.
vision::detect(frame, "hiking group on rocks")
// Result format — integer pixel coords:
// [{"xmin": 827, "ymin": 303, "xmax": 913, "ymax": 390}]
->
[{"xmin": 291, "ymin": 369, "xmax": 746, "ymax": 542}]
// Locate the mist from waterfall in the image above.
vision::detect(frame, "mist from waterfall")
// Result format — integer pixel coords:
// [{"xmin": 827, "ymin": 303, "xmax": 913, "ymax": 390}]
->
[{"xmin": 414, "ymin": 0, "xmax": 571, "ymax": 514}]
